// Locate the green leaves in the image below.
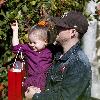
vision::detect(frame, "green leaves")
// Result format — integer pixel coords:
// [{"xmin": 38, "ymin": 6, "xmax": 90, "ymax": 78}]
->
[
  {"xmin": 0, "ymin": 30, "xmax": 4, "ymax": 36},
  {"xmin": 0, "ymin": 0, "xmax": 92, "ymax": 62},
  {"xmin": 0, "ymin": 0, "xmax": 92, "ymax": 68},
  {"xmin": 22, "ymin": 5, "xmax": 28, "ymax": 12},
  {"xmin": 30, "ymin": 1, "xmax": 37, "ymax": 5}
]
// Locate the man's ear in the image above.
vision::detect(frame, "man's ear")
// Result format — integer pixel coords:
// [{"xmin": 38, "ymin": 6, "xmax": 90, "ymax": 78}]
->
[{"xmin": 70, "ymin": 29, "xmax": 76, "ymax": 38}]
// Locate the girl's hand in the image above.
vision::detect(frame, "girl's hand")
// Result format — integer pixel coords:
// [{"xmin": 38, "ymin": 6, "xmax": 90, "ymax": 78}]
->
[
  {"xmin": 10, "ymin": 20, "xmax": 19, "ymax": 32},
  {"xmin": 11, "ymin": 20, "xmax": 19, "ymax": 46},
  {"xmin": 25, "ymin": 86, "xmax": 41, "ymax": 99},
  {"xmin": 55, "ymin": 35, "xmax": 59, "ymax": 42}
]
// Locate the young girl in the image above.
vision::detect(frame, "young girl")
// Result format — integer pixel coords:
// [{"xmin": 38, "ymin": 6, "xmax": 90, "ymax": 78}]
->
[{"xmin": 11, "ymin": 20, "xmax": 53, "ymax": 92}]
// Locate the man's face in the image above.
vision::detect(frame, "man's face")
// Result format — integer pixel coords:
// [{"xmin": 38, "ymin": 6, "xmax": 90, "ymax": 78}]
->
[{"xmin": 56, "ymin": 28, "xmax": 71, "ymax": 44}]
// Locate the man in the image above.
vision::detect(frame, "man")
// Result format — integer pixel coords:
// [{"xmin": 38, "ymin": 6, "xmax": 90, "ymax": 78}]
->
[{"xmin": 25, "ymin": 11, "xmax": 92, "ymax": 100}]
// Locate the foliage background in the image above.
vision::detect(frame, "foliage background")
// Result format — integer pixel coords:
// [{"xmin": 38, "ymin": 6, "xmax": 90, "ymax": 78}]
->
[
  {"xmin": 0, "ymin": 0, "xmax": 92, "ymax": 99},
  {"xmin": 0, "ymin": 0, "xmax": 92, "ymax": 66}
]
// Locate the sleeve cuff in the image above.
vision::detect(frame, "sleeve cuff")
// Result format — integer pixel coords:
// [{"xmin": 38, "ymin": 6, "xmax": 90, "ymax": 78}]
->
[{"xmin": 32, "ymin": 93, "xmax": 42, "ymax": 100}]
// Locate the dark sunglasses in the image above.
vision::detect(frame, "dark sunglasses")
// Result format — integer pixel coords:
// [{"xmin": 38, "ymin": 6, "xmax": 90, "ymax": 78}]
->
[{"xmin": 55, "ymin": 26, "xmax": 71, "ymax": 34}]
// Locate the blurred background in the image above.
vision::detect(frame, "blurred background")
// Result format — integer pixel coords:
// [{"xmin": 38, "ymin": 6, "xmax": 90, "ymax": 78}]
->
[{"xmin": 0, "ymin": 0, "xmax": 100, "ymax": 99}]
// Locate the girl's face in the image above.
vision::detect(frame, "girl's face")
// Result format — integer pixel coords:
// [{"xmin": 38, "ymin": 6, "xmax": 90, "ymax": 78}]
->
[{"xmin": 28, "ymin": 34, "xmax": 47, "ymax": 52}]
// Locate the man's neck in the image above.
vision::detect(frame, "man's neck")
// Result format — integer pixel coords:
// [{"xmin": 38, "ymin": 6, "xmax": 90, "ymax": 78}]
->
[{"xmin": 62, "ymin": 39, "xmax": 79, "ymax": 54}]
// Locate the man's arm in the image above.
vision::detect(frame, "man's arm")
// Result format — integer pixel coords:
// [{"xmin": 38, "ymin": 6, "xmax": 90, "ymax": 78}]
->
[{"xmin": 25, "ymin": 60, "xmax": 91, "ymax": 100}]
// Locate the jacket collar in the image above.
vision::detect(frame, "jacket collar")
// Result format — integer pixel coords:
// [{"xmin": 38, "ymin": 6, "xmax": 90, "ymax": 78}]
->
[{"xmin": 56, "ymin": 42, "xmax": 81, "ymax": 62}]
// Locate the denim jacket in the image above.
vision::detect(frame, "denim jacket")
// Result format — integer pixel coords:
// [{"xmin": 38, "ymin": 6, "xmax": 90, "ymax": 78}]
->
[{"xmin": 32, "ymin": 42, "xmax": 92, "ymax": 100}]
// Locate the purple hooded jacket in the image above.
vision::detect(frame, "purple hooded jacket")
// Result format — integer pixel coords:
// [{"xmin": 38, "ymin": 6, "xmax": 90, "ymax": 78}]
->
[{"xmin": 12, "ymin": 44, "xmax": 52, "ymax": 91}]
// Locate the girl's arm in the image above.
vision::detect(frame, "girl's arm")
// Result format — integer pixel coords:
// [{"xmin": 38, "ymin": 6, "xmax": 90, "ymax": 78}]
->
[{"xmin": 11, "ymin": 20, "xmax": 19, "ymax": 46}]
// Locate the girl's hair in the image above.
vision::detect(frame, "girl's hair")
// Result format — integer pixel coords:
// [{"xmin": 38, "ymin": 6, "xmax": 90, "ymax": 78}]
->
[{"xmin": 29, "ymin": 25, "xmax": 48, "ymax": 41}]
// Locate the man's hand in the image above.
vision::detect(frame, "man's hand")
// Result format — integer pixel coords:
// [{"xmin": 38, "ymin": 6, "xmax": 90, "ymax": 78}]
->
[{"xmin": 25, "ymin": 86, "xmax": 41, "ymax": 99}]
